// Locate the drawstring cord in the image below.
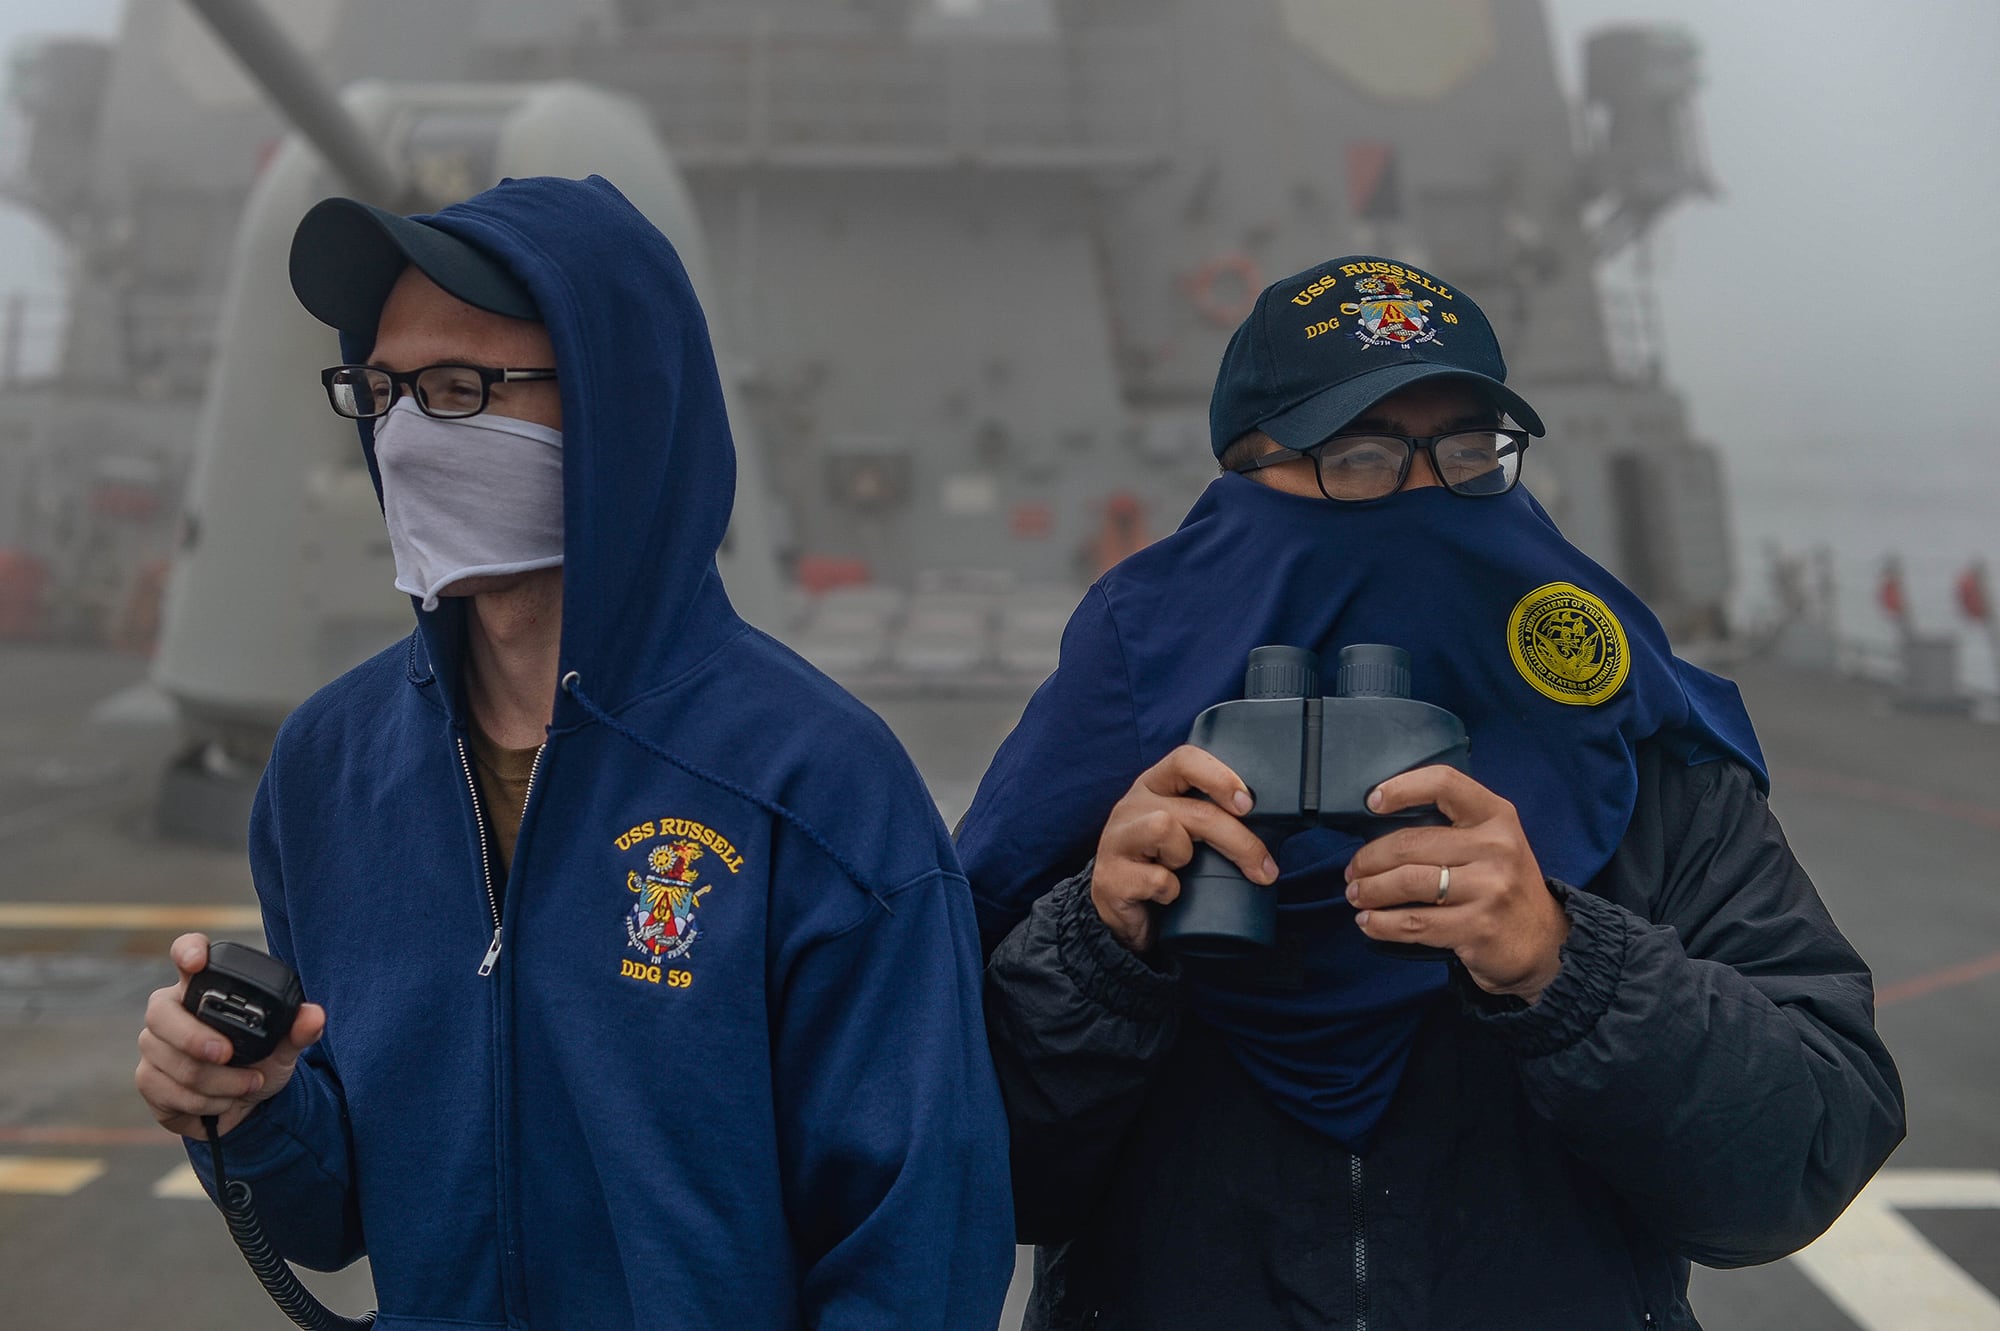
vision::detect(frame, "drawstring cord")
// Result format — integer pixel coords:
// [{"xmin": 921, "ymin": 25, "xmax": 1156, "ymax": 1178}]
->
[{"xmin": 561, "ymin": 672, "xmax": 893, "ymax": 915}]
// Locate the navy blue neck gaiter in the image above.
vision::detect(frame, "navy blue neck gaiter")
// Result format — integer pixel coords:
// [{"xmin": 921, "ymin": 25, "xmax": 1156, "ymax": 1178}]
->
[{"xmin": 957, "ymin": 472, "xmax": 1764, "ymax": 1149}]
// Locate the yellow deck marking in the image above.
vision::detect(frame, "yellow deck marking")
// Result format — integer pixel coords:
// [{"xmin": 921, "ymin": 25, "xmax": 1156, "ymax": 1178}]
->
[
  {"xmin": 0, "ymin": 904, "xmax": 261, "ymax": 930},
  {"xmin": 0, "ymin": 1157, "xmax": 107, "ymax": 1195},
  {"xmin": 152, "ymin": 1164, "xmax": 207, "ymax": 1199}
]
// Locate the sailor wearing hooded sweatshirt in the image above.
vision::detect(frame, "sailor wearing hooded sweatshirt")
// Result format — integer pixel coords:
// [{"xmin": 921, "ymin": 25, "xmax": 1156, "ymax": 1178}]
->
[
  {"xmin": 959, "ymin": 258, "xmax": 1903, "ymax": 1329},
  {"xmin": 134, "ymin": 175, "xmax": 1015, "ymax": 1330}
]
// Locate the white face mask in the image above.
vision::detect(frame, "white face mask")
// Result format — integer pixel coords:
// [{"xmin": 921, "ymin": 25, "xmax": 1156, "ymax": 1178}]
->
[{"xmin": 371, "ymin": 398, "xmax": 565, "ymax": 611}]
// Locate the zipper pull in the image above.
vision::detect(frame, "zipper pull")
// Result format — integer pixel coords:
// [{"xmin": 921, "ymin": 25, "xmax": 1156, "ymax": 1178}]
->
[{"xmin": 478, "ymin": 925, "xmax": 504, "ymax": 977}]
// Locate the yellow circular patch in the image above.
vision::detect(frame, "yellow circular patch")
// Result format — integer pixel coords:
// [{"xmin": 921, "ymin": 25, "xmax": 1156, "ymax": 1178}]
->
[{"xmin": 1507, "ymin": 583, "xmax": 1631, "ymax": 706}]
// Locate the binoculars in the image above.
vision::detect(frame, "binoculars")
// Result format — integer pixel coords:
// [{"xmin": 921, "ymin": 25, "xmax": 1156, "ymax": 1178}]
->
[{"xmin": 1160, "ymin": 644, "xmax": 1471, "ymax": 960}]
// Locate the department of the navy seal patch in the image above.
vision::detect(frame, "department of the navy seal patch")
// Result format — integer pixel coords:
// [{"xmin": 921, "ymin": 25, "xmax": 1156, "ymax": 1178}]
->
[{"xmin": 1507, "ymin": 582, "xmax": 1630, "ymax": 705}]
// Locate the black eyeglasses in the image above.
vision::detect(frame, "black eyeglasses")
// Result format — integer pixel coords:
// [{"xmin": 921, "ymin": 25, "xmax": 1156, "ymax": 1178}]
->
[
  {"xmin": 1231, "ymin": 428, "xmax": 1531, "ymax": 502},
  {"xmin": 319, "ymin": 364, "xmax": 559, "ymax": 420}
]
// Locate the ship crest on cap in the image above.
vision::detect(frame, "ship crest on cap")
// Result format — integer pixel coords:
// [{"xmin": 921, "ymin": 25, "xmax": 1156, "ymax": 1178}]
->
[{"xmin": 1340, "ymin": 273, "xmax": 1441, "ymax": 349}]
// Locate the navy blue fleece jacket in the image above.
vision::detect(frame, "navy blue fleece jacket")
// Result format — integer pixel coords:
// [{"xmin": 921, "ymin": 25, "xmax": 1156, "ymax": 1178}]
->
[{"xmin": 187, "ymin": 176, "xmax": 1014, "ymax": 1330}]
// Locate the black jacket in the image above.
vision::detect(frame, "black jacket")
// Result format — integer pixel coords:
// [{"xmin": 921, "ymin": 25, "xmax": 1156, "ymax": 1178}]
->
[{"xmin": 983, "ymin": 744, "xmax": 1905, "ymax": 1330}]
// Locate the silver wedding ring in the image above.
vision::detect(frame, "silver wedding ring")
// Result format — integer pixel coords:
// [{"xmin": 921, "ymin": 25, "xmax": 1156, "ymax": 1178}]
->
[{"xmin": 1435, "ymin": 864, "xmax": 1451, "ymax": 906}]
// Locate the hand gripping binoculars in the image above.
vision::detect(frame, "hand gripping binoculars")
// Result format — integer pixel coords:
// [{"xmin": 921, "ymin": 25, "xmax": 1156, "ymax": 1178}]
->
[{"xmin": 1160, "ymin": 644, "xmax": 1471, "ymax": 960}]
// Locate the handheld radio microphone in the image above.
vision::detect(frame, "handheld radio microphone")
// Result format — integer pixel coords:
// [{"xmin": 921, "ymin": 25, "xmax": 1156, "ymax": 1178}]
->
[{"xmin": 183, "ymin": 943, "xmax": 377, "ymax": 1331}]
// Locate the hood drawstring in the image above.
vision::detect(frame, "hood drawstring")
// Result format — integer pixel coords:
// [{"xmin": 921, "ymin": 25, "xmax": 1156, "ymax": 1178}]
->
[
  {"xmin": 404, "ymin": 630, "xmax": 435, "ymax": 686},
  {"xmin": 561, "ymin": 672, "xmax": 894, "ymax": 915}
]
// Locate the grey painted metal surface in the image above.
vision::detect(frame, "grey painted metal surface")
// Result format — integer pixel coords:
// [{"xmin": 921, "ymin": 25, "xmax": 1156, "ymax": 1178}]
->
[
  {"xmin": 181, "ymin": 0, "xmax": 413, "ymax": 208},
  {"xmin": 475, "ymin": 0, "xmax": 1730, "ymax": 632},
  {"xmin": 4, "ymin": 0, "xmax": 1729, "ymax": 736}
]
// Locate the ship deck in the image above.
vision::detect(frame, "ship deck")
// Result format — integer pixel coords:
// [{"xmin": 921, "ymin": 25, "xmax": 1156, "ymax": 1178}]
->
[{"xmin": 1, "ymin": 641, "xmax": 1995, "ymax": 1329}]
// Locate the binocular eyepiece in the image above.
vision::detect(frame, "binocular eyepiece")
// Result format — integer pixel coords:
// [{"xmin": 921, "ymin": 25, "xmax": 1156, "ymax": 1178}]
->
[
  {"xmin": 1160, "ymin": 644, "xmax": 1471, "ymax": 960},
  {"xmin": 1244, "ymin": 642, "xmax": 1411, "ymax": 702}
]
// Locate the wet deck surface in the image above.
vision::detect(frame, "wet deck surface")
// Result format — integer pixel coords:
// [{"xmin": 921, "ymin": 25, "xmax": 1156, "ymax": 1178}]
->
[{"xmin": 1, "ymin": 643, "xmax": 1994, "ymax": 1329}]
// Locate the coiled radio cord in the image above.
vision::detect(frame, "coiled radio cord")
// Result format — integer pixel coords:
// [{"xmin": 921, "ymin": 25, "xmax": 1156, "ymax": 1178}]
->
[{"xmin": 201, "ymin": 1115, "xmax": 376, "ymax": 1330}]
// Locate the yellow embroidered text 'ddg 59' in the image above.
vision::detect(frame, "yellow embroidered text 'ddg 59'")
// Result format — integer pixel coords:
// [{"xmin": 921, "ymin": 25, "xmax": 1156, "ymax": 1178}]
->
[{"xmin": 1507, "ymin": 582, "xmax": 1631, "ymax": 705}]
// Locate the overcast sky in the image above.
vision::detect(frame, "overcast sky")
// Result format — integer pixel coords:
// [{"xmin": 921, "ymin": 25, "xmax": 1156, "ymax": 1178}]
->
[
  {"xmin": 3, "ymin": 0, "xmax": 1996, "ymax": 497},
  {"xmin": 1547, "ymin": 0, "xmax": 2000, "ymax": 461}
]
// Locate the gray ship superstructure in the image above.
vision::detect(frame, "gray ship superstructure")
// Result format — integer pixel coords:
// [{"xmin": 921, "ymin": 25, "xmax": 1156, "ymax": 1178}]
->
[
  {"xmin": 479, "ymin": 0, "xmax": 1727, "ymax": 630},
  {"xmin": 3, "ymin": 0, "xmax": 1723, "ymax": 792}
]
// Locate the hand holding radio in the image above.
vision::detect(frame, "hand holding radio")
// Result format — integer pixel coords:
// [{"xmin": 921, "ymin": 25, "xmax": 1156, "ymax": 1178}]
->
[{"xmin": 135, "ymin": 933, "xmax": 327, "ymax": 1139}]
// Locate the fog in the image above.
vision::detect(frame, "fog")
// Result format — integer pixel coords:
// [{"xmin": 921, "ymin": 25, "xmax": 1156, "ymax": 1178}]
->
[
  {"xmin": 7, "ymin": 2, "xmax": 1998, "ymax": 461},
  {"xmin": 0, "ymin": 7, "xmax": 1995, "ymax": 1330},
  {"xmin": 1551, "ymin": 0, "xmax": 2000, "ymax": 452},
  {"xmin": 6, "ymin": 1, "xmax": 1994, "ymax": 641}
]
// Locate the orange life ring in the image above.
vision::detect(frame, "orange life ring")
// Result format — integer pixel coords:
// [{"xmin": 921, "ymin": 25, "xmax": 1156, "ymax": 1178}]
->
[{"xmin": 1186, "ymin": 253, "xmax": 1263, "ymax": 328}]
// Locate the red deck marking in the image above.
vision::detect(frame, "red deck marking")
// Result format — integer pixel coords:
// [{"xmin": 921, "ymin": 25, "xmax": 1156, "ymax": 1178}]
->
[
  {"xmin": 0, "ymin": 1126, "xmax": 178, "ymax": 1146},
  {"xmin": 1774, "ymin": 765, "xmax": 2000, "ymax": 834},
  {"xmin": 1877, "ymin": 949, "xmax": 2000, "ymax": 1007}
]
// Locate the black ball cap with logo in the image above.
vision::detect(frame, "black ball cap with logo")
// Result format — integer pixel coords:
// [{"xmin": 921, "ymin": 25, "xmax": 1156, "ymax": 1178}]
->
[{"xmin": 1208, "ymin": 255, "xmax": 1545, "ymax": 458}]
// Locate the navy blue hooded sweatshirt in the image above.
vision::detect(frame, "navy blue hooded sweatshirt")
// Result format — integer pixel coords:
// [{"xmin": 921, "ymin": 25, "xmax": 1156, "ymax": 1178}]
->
[
  {"xmin": 957, "ymin": 472, "xmax": 1763, "ymax": 1148},
  {"xmin": 187, "ymin": 176, "xmax": 1015, "ymax": 1330}
]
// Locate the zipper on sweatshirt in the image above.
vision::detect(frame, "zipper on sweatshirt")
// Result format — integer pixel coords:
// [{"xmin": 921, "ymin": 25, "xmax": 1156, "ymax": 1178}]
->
[
  {"xmin": 455, "ymin": 737, "xmax": 504, "ymax": 974},
  {"xmin": 1351, "ymin": 1153, "xmax": 1369, "ymax": 1331},
  {"xmin": 456, "ymin": 735, "xmax": 546, "ymax": 977},
  {"xmin": 457, "ymin": 729, "xmax": 547, "ymax": 1325},
  {"xmin": 458, "ymin": 731, "xmax": 544, "ymax": 971}
]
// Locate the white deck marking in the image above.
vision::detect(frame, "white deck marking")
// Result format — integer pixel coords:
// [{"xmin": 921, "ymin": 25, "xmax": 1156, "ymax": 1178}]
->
[
  {"xmin": 152, "ymin": 1163, "xmax": 207, "ymax": 1199},
  {"xmin": 1792, "ymin": 1169, "xmax": 2000, "ymax": 1330},
  {"xmin": 0, "ymin": 1156, "xmax": 107, "ymax": 1195}
]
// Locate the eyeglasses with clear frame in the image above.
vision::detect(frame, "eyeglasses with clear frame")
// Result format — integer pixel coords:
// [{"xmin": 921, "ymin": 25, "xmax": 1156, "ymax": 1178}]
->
[
  {"xmin": 319, "ymin": 364, "xmax": 559, "ymax": 421},
  {"xmin": 1229, "ymin": 428, "xmax": 1531, "ymax": 502}
]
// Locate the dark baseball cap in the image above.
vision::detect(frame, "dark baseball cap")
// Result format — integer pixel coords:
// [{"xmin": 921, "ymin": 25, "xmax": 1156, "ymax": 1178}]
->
[
  {"xmin": 1209, "ymin": 255, "xmax": 1543, "ymax": 457},
  {"xmin": 288, "ymin": 196, "xmax": 540, "ymax": 337}
]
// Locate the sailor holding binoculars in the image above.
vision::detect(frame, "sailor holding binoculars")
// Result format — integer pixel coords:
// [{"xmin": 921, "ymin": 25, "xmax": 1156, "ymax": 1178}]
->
[{"xmin": 958, "ymin": 255, "xmax": 1904, "ymax": 1331}]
